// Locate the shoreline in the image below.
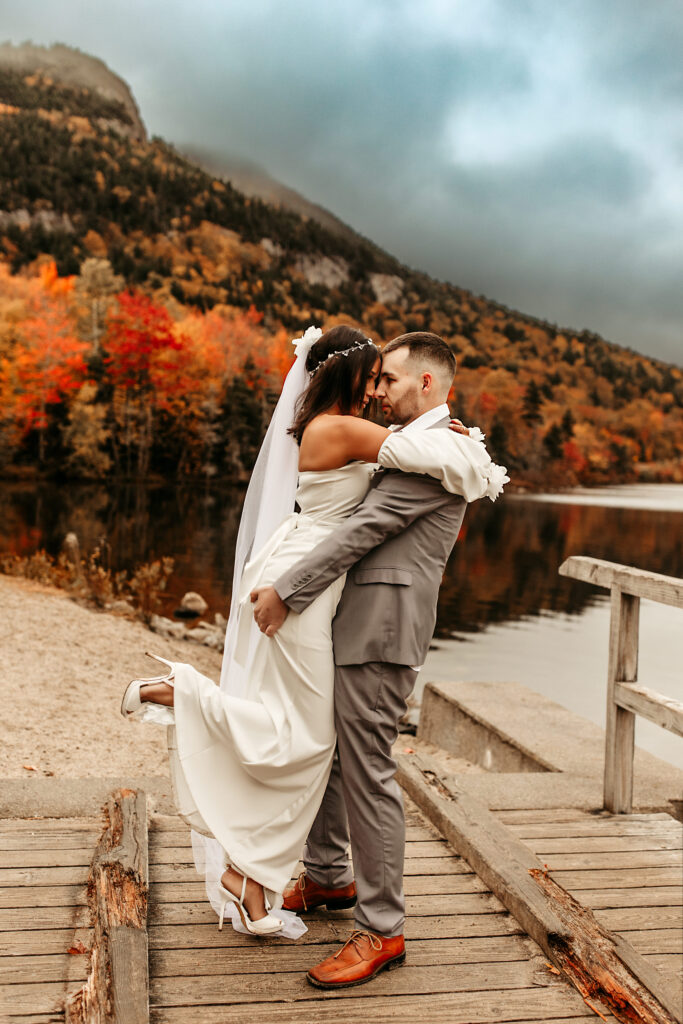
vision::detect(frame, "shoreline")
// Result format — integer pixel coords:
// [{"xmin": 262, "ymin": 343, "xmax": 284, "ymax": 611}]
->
[
  {"xmin": 509, "ymin": 481, "xmax": 683, "ymax": 512},
  {"xmin": 1, "ymin": 574, "xmax": 222, "ymax": 780}
]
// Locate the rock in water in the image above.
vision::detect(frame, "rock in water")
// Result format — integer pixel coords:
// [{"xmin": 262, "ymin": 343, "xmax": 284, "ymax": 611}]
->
[
  {"xmin": 62, "ymin": 532, "xmax": 81, "ymax": 565},
  {"xmin": 174, "ymin": 591, "xmax": 208, "ymax": 619}
]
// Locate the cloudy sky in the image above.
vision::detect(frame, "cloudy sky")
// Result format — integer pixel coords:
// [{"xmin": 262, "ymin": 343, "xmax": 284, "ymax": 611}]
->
[{"xmin": 2, "ymin": 0, "xmax": 682, "ymax": 363}]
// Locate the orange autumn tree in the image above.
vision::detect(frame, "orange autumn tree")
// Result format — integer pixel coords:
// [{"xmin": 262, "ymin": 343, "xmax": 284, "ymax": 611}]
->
[
  {"xmin": 172, "ymin": 307, "xmax": 293, "ymax": 477},
  {"xmin": 12, "ymin": 263, "xmax": 88, "ymax": 464},
  {"xmin": 104, "ymin": 289, "xmax": 189, "ymax": 476}
]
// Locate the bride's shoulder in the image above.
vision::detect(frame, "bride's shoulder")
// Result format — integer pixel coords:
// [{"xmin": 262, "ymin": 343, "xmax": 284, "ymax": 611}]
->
[
  {"xmin": 302, "ymin": 414, "xmax": 376, "ymax": 443},
  {"xmin": 300, "ymin": 414, "xmax": 390, "ymax": 468}
]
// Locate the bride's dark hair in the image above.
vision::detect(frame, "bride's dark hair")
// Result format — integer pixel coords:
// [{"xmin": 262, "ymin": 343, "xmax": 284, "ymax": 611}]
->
[{"xmin": 288, "ymin": 325, "xmax": 380, "ymax": 445}]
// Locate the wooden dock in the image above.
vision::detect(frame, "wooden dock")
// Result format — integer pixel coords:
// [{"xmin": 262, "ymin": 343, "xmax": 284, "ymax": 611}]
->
[{"xmin": 1, "ymin": 792, "xmax": 681, "ymax": 1023}]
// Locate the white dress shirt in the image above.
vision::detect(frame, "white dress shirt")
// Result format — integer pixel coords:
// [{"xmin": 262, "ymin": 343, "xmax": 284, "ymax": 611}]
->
[{"xmin": 389, "ymin": 402, "xmax": 451, "ymax": 434}]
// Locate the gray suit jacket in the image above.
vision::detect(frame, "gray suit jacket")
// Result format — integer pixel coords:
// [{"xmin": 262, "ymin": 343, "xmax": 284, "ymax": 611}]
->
[{"xmin": 274, "ymin": 418, "xmax": 467, "ymax": 667}]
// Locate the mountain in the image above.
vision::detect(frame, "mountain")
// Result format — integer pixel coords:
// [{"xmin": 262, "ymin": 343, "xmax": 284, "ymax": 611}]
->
[
  {"xmin": 182, "ymin": 147, "xmax": 363, "ymax": 245},
  {"xmin": 0, "ymin": 43, "xmax": 681, "ymax": 486}
]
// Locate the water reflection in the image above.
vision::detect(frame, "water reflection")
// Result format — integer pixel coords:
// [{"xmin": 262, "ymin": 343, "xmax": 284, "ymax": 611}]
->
[
  {"xmin": 1, "ymin": 482, "xmax": 681, "ymax": 633},
  {"xmin": 436, "ymin": 497, "xmax": 683, "ymax": 636}
]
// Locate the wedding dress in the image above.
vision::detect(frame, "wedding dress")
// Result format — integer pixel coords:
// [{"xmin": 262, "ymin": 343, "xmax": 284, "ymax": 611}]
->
[{"xmin": 138, "ymin": 428, "xmax": 506, "ymax": 934}]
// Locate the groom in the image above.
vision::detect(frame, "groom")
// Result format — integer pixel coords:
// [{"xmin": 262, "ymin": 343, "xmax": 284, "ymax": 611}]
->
[{"xmin": 252, "ymin": 331, "xmax": 468, "ymax": 988}]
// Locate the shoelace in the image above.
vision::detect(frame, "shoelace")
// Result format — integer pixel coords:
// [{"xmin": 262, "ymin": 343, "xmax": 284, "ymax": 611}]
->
[
  {"xmin": 333, "ymin": 930, "xmax": 382, "ymax": 959},
  {"xmin": 296, "ymin": 871, "xmax": 309, "ymax": 911}
]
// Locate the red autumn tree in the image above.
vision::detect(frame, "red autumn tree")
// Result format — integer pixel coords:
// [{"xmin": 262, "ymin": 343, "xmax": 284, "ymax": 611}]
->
[{"xmin": 104, "ymin": 289, "xmax": 188, "ymax": 476}]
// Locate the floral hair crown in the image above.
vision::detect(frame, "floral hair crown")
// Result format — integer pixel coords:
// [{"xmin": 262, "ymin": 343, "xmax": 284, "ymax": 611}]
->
[{"xmin": 309, "ymin": 337, "xmax": 378, "ymax": 376}]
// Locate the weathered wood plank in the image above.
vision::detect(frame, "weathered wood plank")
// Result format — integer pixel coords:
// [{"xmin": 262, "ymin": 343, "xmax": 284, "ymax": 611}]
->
[
  {"xmin": 149, "ymin": 824, "xmax": 441, "ymax": 845},
  {"xmin": 0, "ymin": 1016, "xmax": 80, "ymax": 1024},
  {"xmin": 148, "ymin": 987, "xmax": 596, "ymax": 1024},
  {"xmin": 616, "ymin": 680, "xmax": 683, "ymax": 738},
  {"xmin": 0, "ymin": 952, "xmax": 90, "ymax": 984},
  {"xmin": 0, "ymin": 867, "xmax": 89, "ymax": 887},
  {"xmin": 0, "ymin": 818, "xmax": 100, "ymax": 833},
  {"xmin": 149, "ymin": 891, "xmax": 506, "ymax": 927},
  {"xmin": 149, "ymin": 957, "xmax": 556, "ymax": 1005},
  {"xmin": 0, "ymin": 832, "xmax": 100, "ymax": 851},
  {"xmin": 625, "ymin": 930, "xmax": 683, "ymax": 955},
  {"xmin": 150, "ymin": 934, "xmax": 538, "ymax": 977},
  {"xmin": 510, "ymin": 820, "xmax": 682, "ymax": 839},
  {"xmin": 0, "ymin": 849, "xmax": 94, "ymax": 868},
  {"xmin": 524, "ymin": 835, "xmax": 682, "ymax": 854},
  {"xmin": 538, "ymin": 849, "xmax": 683, "ymax": 870},
  {"xmin": 0, "ymin": 885, "xmax": 87, "ymax": 909},
  {"xmin": 150, "ymin": 847, "xmax": 458, "ymax": 864},
  {"xmin": 550, "ymin": 866, "xmax": 682, "ymax": 889},
  {"xmin": 149, "ymin": 811, "xmax": 431, "ymax": 832},
  {"xmin": 0, "ymin": 907, "xmax": 90, "ymax": 932},
  {"xmin": 559, "ymin": 555, "xmax": 683, "ymax": 609},
  {"xmin": 498, "ymin": 809, "xmax": 672, "ymax": 824},
  {"xmin": 644, "ymin": 954, "xmax": 683, "ymax": 976},
  {"xmin": 150, "ymin": 856, "xmax": 467, "ymax": 879},
  {"xmin": 0, "ymin": 980, "xmax": 87, "ymax": 1015},
  {"xmin": 579, "ymin": 887, "xmax": 683, "ymax": 909},
  {"xmin": 0, "ymin": 928, "xmax": 93, "ymax": 957},
  {"xmin": 595, "ymin": 906, "xmax": 683, "ymax": 932},
  {"xmin": 151, "ymin": 873, "xmax": 488, "ymax": 904},
  {"xmin": 149, "ymin": 912, "xmax": 523, "ymax": 947}
]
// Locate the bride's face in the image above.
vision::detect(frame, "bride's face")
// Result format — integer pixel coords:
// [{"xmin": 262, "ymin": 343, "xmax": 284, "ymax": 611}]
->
[{"xmin": 354, "ymin": 357, "xmax": 382, "ymax": 415}]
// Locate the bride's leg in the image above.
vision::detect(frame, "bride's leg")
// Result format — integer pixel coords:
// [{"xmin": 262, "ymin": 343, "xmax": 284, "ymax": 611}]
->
[
  {"xmin": 140, "ymin": 682, "xmax": 174, "ymax": 706},
  {"xmin": 221, "ymin": 866, "xmax": 269, "ymax": 921}
]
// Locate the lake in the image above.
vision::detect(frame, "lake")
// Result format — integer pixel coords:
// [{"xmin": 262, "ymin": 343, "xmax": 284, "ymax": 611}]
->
[{"xmin": 2, "ymin": 480, "xmax": 682, "ymax": 767}]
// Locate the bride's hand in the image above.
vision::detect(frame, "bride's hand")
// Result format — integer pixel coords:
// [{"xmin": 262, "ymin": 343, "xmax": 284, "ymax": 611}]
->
[{"xmin": 251, "ymin": 585, "xmax": 289, "ymax": 637}]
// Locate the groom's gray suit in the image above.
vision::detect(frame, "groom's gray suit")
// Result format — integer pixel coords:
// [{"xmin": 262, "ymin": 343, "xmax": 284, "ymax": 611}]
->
[{"xmin": 274, "ymin": 415, "xmax": 467, "ymax": 937}]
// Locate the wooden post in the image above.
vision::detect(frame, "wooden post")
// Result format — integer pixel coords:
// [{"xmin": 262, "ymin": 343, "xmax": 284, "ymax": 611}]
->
[{"xmin": 604, "ymin": 587, "xmax": 639, "ymax": 813}]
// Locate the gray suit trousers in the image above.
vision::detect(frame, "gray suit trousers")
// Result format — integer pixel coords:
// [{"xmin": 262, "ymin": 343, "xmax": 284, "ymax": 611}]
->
[{"xmin": 303, "ymin": 661, "xmax": 418, "ymax": 937}]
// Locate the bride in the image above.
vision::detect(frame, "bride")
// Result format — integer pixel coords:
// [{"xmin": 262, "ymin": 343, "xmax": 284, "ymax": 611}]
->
[{"xmin": 120, "ymin": 324, "xmax": 506, "ymax": 938}]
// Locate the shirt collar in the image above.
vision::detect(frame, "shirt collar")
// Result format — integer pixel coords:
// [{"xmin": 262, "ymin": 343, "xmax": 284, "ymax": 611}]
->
[{"xmin": 389, "ymin": 402, "xmax": 450, "ymax": 434}]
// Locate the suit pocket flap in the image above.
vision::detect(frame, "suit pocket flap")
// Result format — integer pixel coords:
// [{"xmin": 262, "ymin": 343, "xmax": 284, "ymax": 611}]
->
[{"xmin": 353, "ymin": 568, "xmax": 413, "ymax": 586}]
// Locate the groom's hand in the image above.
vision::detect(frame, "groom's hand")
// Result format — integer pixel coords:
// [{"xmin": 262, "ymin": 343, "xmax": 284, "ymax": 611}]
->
[
  {"xmin": 251, "ymin": 585, "xmax": 289, "ymax": 637},
  {"xmin": 449, "ymin": 418, "xmax": 470, "ymax": 435}
]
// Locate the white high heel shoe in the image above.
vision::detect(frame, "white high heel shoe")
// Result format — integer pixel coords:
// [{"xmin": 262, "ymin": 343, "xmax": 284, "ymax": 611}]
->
[
  {"xmin": 218, "ymin": 873, "xmax": 283, "ymax": 936},
  {"xmin": 121, "ymin": 652, "xmax": 175, "ymax": 723}
]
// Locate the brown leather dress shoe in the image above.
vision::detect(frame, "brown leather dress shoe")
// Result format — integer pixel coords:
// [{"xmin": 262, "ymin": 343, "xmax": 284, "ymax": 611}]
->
[
  {"xmin": 307, "ymin": 930, "xmax": 406, "ymax": 989},
  {"xmin": 282, "ymin": 871, "xmax": 357, "ymax": 913}
]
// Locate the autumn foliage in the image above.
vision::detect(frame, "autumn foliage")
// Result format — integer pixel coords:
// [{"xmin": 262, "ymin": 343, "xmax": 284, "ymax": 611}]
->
[
  {"xmin": 0, "ymin": 260, "xmax": 294, "ymax": 479},
  {"xmin": 0, "ymin": 256, "xmax": 682, "ymax": 486}
]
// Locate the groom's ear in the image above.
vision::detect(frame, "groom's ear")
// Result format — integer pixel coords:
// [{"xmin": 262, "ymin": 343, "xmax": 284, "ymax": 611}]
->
[{"xmin": 421, "ymin": 372, "xmax": 434, "ymax": 391}]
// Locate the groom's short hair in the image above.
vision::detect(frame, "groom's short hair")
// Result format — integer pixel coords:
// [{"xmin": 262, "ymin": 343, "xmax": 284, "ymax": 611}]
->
[{"xmin": 383, "ymin": 332, "xmax": 456, "ymax": 385}]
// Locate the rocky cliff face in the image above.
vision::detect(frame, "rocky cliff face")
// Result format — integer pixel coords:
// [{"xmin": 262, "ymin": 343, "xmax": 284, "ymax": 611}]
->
[{"xmin": 0, "ymin": 41, "xmax": 146, "ymax": 140}]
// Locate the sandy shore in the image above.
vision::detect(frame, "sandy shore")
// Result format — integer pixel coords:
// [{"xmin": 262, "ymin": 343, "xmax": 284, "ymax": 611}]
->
[{"xmin": 1, "ymin": 574, "xmax": 223, "ymax": 779}]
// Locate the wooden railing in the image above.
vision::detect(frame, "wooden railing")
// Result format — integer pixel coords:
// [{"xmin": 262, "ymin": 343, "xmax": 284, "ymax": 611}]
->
[{"xmin": 559, "ymin": 556, "xmax": 683, "ymax": 813}]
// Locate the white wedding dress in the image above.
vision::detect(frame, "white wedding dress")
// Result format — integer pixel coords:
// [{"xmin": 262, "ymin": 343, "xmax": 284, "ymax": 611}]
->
[
  {"xmin": 166, "ymin": 460, "xmax": 375, "ymax": 905},
  {"xmin": 139, "ymin": 429, "xmax": 506, "ymax": 932}
]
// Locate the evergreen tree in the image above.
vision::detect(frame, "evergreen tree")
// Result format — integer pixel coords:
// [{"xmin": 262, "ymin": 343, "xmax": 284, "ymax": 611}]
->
[
  {"xmin": 561, "ymin": 408, "xmax": 575, "ymax": 438},
  {"xmin": 488, "ymin": 418, "xmax": 508, "ymax": 462},
  {"xmin": 543, "ymin": 423, "xmax": 564, "ymax": 460},
  {"xmin": 522, "ymin": 379, "xmax": 543, "ymax": 424}
]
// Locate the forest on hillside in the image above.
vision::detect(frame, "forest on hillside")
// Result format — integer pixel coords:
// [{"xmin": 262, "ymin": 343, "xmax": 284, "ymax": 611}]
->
[{"xmin": 0, "ymin": 67, "xmax": 681, "ymax": 487}]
